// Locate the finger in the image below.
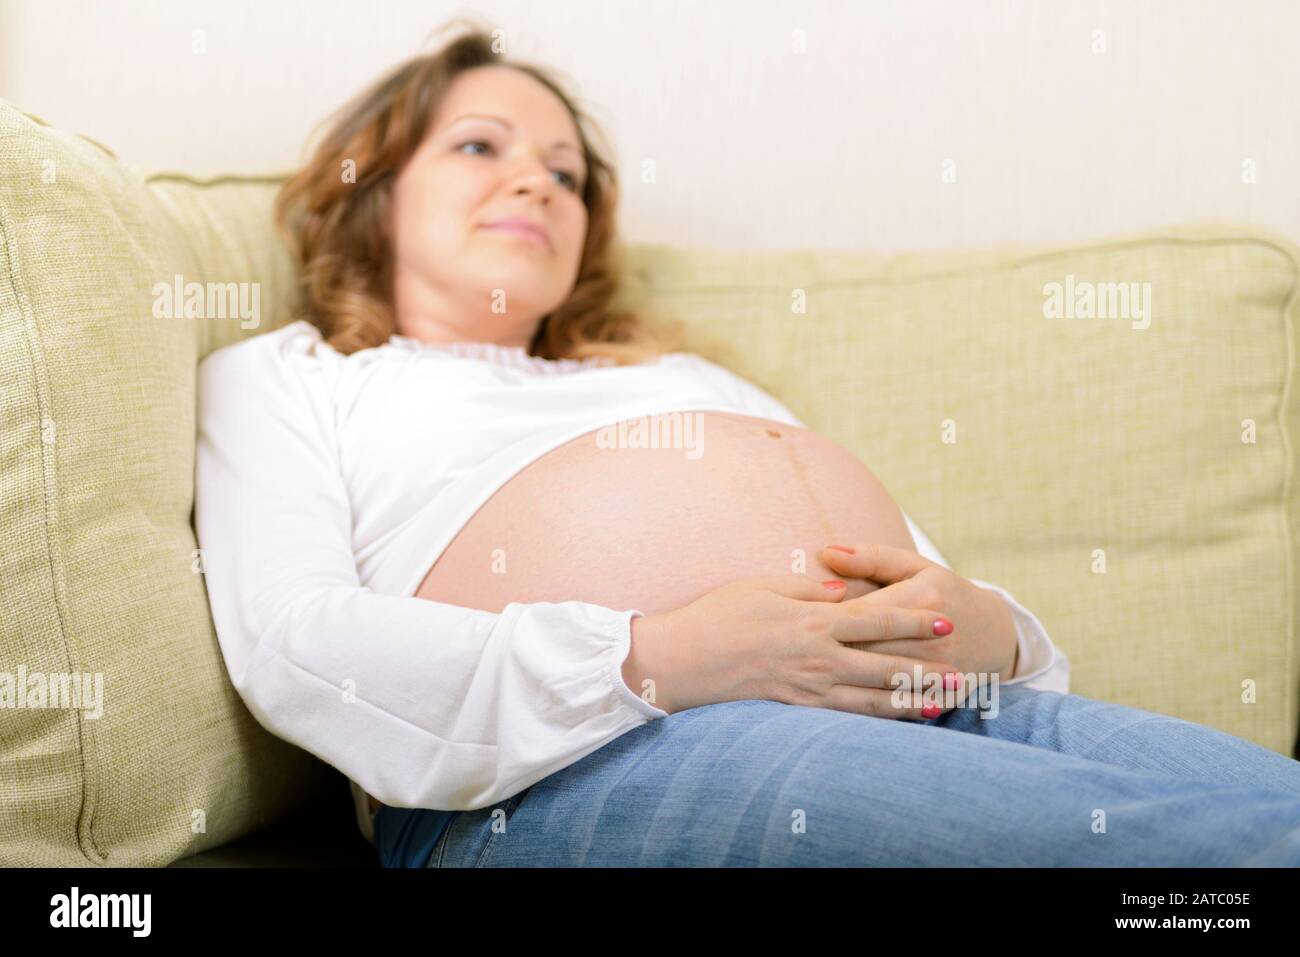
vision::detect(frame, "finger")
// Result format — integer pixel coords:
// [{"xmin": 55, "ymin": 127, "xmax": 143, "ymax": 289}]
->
[
  {"xmin": 832, "ymin": 650, "xmax": 971, "ymax": 716},
  {"xmin": 820, "ymin": 542, "xmax": 932, "ymax": 585},
  {"xmin": 821, "ymin": 683, "xmax": 963, "ymax": 722},
  {"xmin": 754, "ymin": 573, "xmax": 851, "ymax": 603},
  {"xmin": 826, "ymin": 602, "xmax": 952, "ymax": 645},
  {"xmin": 847, "ymin": 577, "xmax": 924, "ymax": 608}
]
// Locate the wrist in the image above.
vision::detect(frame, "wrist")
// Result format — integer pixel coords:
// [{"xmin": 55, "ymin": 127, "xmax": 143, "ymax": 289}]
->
[
  {"xmin": 625, "ymin": 614, "xmax": 677, "ymax": 715},
  {"xmin": 991, "ymin": 593, "xmax": 1019, "ymax": 679}
]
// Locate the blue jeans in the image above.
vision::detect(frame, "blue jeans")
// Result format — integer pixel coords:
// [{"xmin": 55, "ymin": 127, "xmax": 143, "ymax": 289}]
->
[{"xmin": 374, "ymin": 686, "xmax": 1300, "ymax": 866}]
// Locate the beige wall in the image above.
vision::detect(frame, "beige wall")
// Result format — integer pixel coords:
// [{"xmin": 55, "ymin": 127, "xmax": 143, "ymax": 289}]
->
[{"xmin": 2, "ymin": 0, "xmax": 1296, "ymax": 251}]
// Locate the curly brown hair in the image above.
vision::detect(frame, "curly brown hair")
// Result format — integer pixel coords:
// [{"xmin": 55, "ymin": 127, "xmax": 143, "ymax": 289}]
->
[{"xmin": 273, "ymin": 17, "xmax": 682, "ymax": 364}]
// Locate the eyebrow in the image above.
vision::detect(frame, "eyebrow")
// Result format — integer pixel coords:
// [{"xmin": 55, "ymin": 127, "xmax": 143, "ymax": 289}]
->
[{"xmin": 444, "ymin": 113, "xmax": 584, "ymax": 158}]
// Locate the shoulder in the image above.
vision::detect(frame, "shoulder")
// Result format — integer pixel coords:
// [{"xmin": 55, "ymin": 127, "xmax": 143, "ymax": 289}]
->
[
  {"xmin": 202, "ymin": 320, "xmax": 332, "ymax": 365},
  {"xmin": 198, "ymin": 321, "xmax": 349, "ymax": 420},
  {"xmin": 200, "ymin": 320, "xmax": 341, "ymax": 382}
]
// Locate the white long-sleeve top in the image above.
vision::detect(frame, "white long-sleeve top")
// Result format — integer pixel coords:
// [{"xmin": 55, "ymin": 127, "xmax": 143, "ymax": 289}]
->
[{"xmin": 194, "ymin": 320, "xmax": 1069, "ymax": 842}]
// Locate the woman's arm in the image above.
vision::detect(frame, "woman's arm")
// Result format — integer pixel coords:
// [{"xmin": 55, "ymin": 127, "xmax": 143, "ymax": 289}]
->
[
  {"xmin": 900, "ymin": 510, "xmax": 1071, "ymax": 694},
  {"xmin": 194, "ymin": 326, "xmax": 666, "ymax": 813}
]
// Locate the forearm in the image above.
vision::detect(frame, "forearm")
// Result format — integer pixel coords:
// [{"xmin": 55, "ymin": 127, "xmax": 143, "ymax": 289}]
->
[
  {"xmin": 977, "ymin": 586, "xmax": 1021, "ymax": 680},
  {"xmin": 624, "ymin": 614, "xmax": 679, "ymax": 715},
  {"xmin": 625, "ymin": 607, "xmax": 764, "ymax": 716},
  {"xmin": 968, "ymin": 578, "xmax": 1070, "ymax": 692}
]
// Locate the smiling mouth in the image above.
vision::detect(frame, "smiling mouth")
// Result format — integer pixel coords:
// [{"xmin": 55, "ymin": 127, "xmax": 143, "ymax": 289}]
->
[{"xmin": 481, "ymin": 223, "xmax": 551, "ymax": 250}]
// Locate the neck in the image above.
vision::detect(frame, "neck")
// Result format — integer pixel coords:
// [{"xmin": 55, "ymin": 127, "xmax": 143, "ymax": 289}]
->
[{"xmin": 391, "ymin": 271, "xmax": 539, "ymax": 349}]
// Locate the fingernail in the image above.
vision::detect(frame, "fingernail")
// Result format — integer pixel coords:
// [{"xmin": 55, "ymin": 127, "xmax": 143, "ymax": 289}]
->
[
  {"xmin": 943, "ymin": 672, "xmax": 962, "ymax": 689},
  {"xmin": 922, "ymin": 704, "xmax": 943, "ymax": 718},
  {"xmin": 822, "ymin": 579, "xmax": 845, "ymax": 590},
  {"xmin": 826, "ymin": 545, "xmax": 855, "ymax": 554},
  {"xmin": 932, "ymin": 617, "xmax": 954, "ymax": 636}
]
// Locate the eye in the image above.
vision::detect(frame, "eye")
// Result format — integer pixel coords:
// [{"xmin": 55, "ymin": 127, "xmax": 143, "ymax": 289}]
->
[{"xmin": 459, "ymin": 139, "xmax": 582, "ymax": 193}]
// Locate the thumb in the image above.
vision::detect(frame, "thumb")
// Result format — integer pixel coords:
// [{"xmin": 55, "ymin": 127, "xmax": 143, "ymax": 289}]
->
[{"xmin": 753, "ymin": 573, "xmax": 851, "ymax": 603}]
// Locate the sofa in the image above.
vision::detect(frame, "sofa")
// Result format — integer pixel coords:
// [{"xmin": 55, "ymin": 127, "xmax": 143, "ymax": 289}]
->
[{"xmin": 2, "ymin": 99, "xmax": 1296, "ymax": 867}]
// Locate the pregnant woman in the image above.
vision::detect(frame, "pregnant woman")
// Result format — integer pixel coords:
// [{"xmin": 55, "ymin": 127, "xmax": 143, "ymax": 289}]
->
[{"xmin": 194, "ymin": 24, "xmax": 1300, "ymax": 867}]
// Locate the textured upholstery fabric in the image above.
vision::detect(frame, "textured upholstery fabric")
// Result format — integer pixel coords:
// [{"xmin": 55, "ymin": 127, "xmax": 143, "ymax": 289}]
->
[
  {"xmin": 2, "ymin": 97, "xmax": 1295, "ymax": 866},
  {"xmin": 0, "ymin": 101, "xmax": 332, "ymax": 866}
]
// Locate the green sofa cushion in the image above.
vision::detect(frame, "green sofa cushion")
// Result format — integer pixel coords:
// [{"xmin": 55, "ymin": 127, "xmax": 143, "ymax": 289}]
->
[{"xmin": 0, "ymin": 101, "xmax": 332, "ymax": 867}]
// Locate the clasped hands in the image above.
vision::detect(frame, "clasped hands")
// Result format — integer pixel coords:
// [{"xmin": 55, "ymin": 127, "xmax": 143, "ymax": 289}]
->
[{"xmin": 819, "ymin": 543, "xmax": 1020, "ymax": 682}]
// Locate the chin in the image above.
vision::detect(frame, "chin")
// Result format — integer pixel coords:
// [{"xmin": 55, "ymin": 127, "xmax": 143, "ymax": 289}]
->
[{"xmin": 471, "ymin": 265, "xmax": 566, "ymax": 308}]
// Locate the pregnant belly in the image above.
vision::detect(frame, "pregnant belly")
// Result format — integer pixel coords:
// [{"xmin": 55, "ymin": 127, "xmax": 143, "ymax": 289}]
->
[{"xmin": 414, "ymin": 411, "xmax": 917, "ymax": 616}]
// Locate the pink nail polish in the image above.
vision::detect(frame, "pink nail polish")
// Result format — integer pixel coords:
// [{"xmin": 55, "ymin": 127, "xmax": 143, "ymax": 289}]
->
[
  {"xmin": 826, "ymin": 545, "xmax": 855, "ymax": 554},
  {"xmin": 822, "ymin": 579, "xmax": 845, "ymax": 590},
  {"xmin": 932, "ymin": 617, "xmax": 953, "ymax": 636},
  {"xmin": 922, "ymin": 704, "xmax": 942, "ymax": 718}
]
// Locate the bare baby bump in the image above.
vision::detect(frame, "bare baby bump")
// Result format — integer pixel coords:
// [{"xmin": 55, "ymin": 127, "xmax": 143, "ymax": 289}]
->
[{"xmin": 413, "ymin": 412, "xmax": 917, "ymax": 617}]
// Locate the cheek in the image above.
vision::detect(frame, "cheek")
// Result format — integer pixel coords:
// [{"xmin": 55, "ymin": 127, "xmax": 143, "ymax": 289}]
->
[
  {"xmin": 393, "ymin": 192, "xmax": 466, "ymax": 262},
  {"xmin": 560, "ymin": 204, "xmax": 588, "ymax": 254}
]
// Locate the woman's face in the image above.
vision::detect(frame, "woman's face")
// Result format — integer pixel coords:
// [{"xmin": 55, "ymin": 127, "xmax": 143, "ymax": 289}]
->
[{"xmin": 389, "ymin": 65, "xmax": 590, "ymax": 347}]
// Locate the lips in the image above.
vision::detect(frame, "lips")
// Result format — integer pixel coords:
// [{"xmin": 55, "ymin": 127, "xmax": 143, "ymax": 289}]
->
[{"xmin": 481, "ymin": 217, "xmax": 551, "ymax": 250}]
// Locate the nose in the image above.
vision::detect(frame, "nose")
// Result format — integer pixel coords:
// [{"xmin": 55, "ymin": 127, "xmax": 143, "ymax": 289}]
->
[{"xmin": 504, "ymin": 154, "xmax": 558, "ymax": 201}]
